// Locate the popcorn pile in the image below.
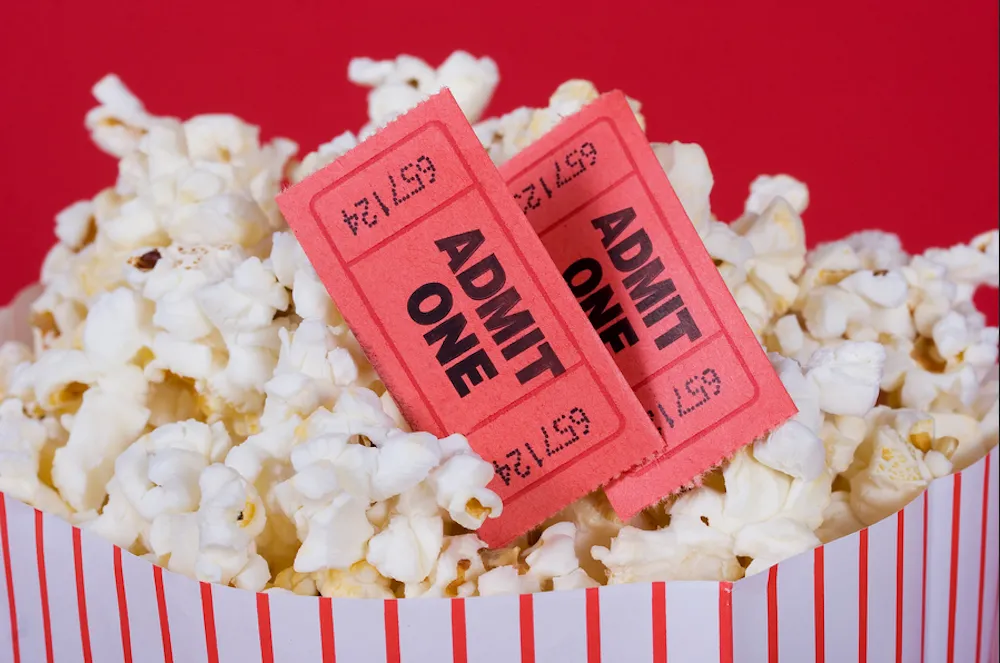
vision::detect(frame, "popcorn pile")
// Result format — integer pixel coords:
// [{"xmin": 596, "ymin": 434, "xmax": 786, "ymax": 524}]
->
[{"xmin": 1, "ymin": 52, "xmax": 996, "ymax": 598}]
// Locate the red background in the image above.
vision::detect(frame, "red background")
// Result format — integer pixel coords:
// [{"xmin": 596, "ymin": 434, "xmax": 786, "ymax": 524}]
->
[{"xmin": 1, "ymin": 1, "xmax": 997, "ymax": 320}]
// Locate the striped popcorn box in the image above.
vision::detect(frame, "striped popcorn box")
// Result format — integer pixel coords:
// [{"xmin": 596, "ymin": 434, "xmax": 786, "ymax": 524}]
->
[
  {"xmin": 0, "ymin": 448, "xmax": 995, "ymax": 663},
  {"xmin": 2, "ymin": 293, "xmax": 998, "ymax": 663}
]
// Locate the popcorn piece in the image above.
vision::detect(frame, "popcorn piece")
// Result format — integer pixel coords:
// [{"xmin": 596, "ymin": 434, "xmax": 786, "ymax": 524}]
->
[
  {"xmin": 142, "ymin": 243, "xmax": 246, "ymax": 341},
  {"xmin": 753, "ymin": 420, "xmax": 826, "ymax": 481},
  {"xmin": 292, "ymin": 132, "xmax": 358, "ymax": 183},
  {"xmin": 477, "ymin": 565, "xmax": 540, "ymax": 596},
  {"xmin": 592, "ymin": 524, "xmax": 742, "ymax": 584},
  {"xmin": 744, "ymin": 174, "xmax": 810, "ymax": 216},
  {"xmin": 349, "ymin": 51, "xmax": 498, "ymax": 132},
  {"xmin": 315, "ymin": 561, "xmax": 394, "ymax": 599},
  {"xmin": 652, "ymin": 141, "xmax": 713, "ymax": 233},
  {"xmin": 801, "ymin": 286, "xmax": 870, "ymax": 340},
  {"xmin": 51, "ymin": 366, "xmax": 151, "ymax": 511},
  {"xmin": 409, "ymin": 534, "xmax": 487, "ymax": 598},
  {"xmin": 780, "ymin": 470, "xmax": 834, "ymax": 531},
  {"xmin": 196, "ymin": 257, "xmax": 289, "ymax": 333},
  {"xmin": 434, "ymin": 51, "xmax": 500, "ymax": 124},
  {"xmin": 115, "ymin": 420, "xmax": 232, "ymax": 522},
  {"xmin": 366, "ymin": 510, "xmax": 443, "ymax": 584},
  {"xmin": 55, "ymin": 201, "xmax": 96, "ymax": 250},
  {"xmin": 722, "ymin": 449, "xmax": 791, "ymax": 526},
  {"xmin": 844, "ymin": 231, "xmax": 909, "ymax": 271},
  {"xmin": 86, "ymin": 478, "xmax": 146, "ymax": 551},
  {"xmin": 734, "ymin": 517, "xmax": 820, "ymax": 576},
  {"xmin": 923, "ymin": 230, "xmax": 1000, "ymax": 300},
  {"xmin": 427, "ymin": 438, "xmax": 503, "ymax": 529},
  {"xmin": 0, "ymin": 399, "xmax": 70, "ymax": 517},
  {"xmin": 85, "ymin": 75, "xmax": 161, "ymax": 158},
  {"xmin": 740, "ymin": 198, "xmax": 808, "ymax": 316},
  {"xmin": 821, "ymin": 415, "xmax": 868, "ymax": 474},
  {"xmin": 838, "ymin": 270, "xmax": 909, "ymax": 309},
  {"xmin": 542, "ymin": 492, "xmax": 625, "ymax": 581},
  {"xmin": 268, "ymin": 567, "xmax": 318, "ymax": 596},
  {"xmin": 294, "ymin": 493, "xmax": 374, "ymax": 574},
  {"xmin": 194, "ymin": 464, "xmax": 269, "ymax": 590},
  {"xmin": 83, "ymin": 288, "xmax": 153, "ymax": 366},
  {"xmin": 524, "ymin": 523, "xmax": 586, "ymax": 580},
  {"xmin": 850, "ymin": 428, "xmax": 931, "ymax": 525},
  {"xmin": 0, "ymin": 342, "xmax": 32, "ymax": 399},
  {"xmin": 805, "ymin": 341, "xmax": 885, "ymax": 416}
]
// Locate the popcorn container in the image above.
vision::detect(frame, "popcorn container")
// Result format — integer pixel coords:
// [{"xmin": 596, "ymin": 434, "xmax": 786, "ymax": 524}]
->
[{"xmin": 1, "ymin": 285, "xmax": 998, "ymax": 663}]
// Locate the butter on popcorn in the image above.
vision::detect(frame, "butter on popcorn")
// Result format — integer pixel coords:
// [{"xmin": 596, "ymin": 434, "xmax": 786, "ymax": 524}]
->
[{"xmin": 0, "ymin": 51, "xmax": 996, "ymax": 598}]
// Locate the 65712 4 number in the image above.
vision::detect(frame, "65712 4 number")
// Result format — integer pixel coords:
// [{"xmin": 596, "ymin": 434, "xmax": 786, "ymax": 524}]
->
[
  {"xmin": 493, "ymin": 407, "xmax": 591, "ymax": 486},
  {"xmin": 340, "ymin": 155, "xmax": 437, "ymax": 235}
]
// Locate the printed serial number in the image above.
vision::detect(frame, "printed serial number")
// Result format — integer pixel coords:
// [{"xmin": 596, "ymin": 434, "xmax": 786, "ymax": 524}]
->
[
  {"xmin": 493, "ymin": 406, "xmax": 591, "ymax": 486},
  {"xmin": 340, "ymin": 155, "xmax": 437, "ymax": 235},
  {"xmin": 512, "ymin": 142, "xmax": 597, "ymax": 214},
  {"xmin": 647, "ymin": 368, "xmax": 722, "ymax": 433}
]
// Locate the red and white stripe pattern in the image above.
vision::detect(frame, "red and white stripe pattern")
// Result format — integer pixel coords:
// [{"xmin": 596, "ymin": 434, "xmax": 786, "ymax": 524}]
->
[{"xmin": 1, "ymin": 447, "xmax": 997, "ymax": 663}]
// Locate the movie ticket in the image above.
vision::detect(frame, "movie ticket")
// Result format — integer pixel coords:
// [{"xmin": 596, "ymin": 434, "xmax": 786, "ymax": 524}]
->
[
  {"xmin": 500, "ymin": 92, "xmax": 796, "ymax": 518},
  {"xmin": 277, "ymin": 91, "xmax": 664, "ymax": 545}
]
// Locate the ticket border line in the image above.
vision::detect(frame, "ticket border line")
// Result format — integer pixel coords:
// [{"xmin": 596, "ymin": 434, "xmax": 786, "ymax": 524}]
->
[
  {"xmin": 503, "ymin": 104, "xmax": 764, "ymax": 465},
  {"xmin": 302, "ymin": 116, "xmax": 637, "ymax": 506}
]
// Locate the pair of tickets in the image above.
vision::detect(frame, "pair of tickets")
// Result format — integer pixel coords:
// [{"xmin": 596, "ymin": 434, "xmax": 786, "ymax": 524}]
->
[{"xmin": 278, "ymin": 91, "xmax": 796, "ymax": 545}]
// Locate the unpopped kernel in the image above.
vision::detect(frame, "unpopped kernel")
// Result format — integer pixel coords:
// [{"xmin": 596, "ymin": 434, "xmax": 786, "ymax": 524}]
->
[{"xmin": 0, "ymin": 51, "xmax": 996, "ymax": 596}]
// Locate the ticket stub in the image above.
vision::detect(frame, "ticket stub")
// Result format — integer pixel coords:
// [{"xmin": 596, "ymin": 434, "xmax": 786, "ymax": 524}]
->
[
  {"xmin": 277, "ymin": 91, "xmax": 665, "ymax": 545},
  {"xmin": 500, "ymin": 92, "xmax": 797, "ymax": 518}
]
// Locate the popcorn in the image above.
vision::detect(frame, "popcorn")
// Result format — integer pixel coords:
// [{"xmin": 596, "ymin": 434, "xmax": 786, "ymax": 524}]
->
[
  {"xmin": 753, "ymin": 420, "xmax": 826, "ymax": 481},
  {"xmin": 292, "ymin": 132, "xmax": 358, "ymax": 183},
  {"xmin": 195, "ymin": 257, "xmax": 289, "ymax": 333},
  {"xmin": 722, "ymin": 449, "xmax": 791, "ymax": 525},
  {"xmin": 55, "ymin": 201, "xmax": 96, "ymax": 250},
  {"xmin": 85, "ymin": 75, "xmax": 161, "ymax": 158},
  {"xmin": 366, "ymin": 510, "xmax": 443, "ymax": 584},
  {"xmin": 478, "ymin": 565, "xmax": 540, "ymax": 596},
  {"xmin": 314, "ymin": 561, "xmax": 394, "ymax": 599},
  {"xmin": 850, "ymin": 427, "xmax": 932, "ymax": 525},
  {"xmin": 2, "ymin": 53, "xmax": 997, "ymax": 600},
  {"xmin": 349, "ymin": 52, "xmax": 498, "ymax": 134},
  {"xmin": 83, "ymin": 288, "xmax": 153, "ymax": 366},
  {"xmin": 0, "ymin": 342, "xmax": 32, "ymax": 399},
  {"xmin": 523, "ymin": 523, "xmax": 597, "ymax": 589},
  {"xmin": 294, "ymin": 493, "xmax": 374, "ymax": 573},
  {"xmin": 744, "ymin": 175, "xmax": 810, "ymax": 216},
  {"xmin": 805, "ymin": 341, "xmax": 885, "ymax": 416},
  {"xmin": 734, "ymin": 517, "xmax": 820, "ymax": 577},
  {"xmin": 268, "ymin": 567, "xmax": 318, "ymax": 596},
  {"xmin": 408, "ymin": 534, "xmax": 487, "ymax": 598},
  {"xmin": 426, "ymin": 436, "xmax": 503, "ymax": 528},
  {"xmin": 114, "ymin": 420, "xmax": 232, "ymax": 522},
  {"xmin": 194, "ymin": 464, "xmax": 269, "ymax": 590},
  {"xmin": 739, "ymin": 198, "xmax": 808, "ymax": 316},
  {"xmin": 592, "ymin": 524, "xmax": 742, "ymax": 584},
  {"xmin": 0, "ymin": 399, "xmax": 70, "ymax": 517},
  {"xmin": 475, "ymin": 79, "xmax": 643, "ymax": 166},
  {"xmin": 653, "ymin": 141, "xmax": 714, "ymax": 233},
  {"xmin": 51, "ymin": 366, "xmax": 151, "ymax": 511}
]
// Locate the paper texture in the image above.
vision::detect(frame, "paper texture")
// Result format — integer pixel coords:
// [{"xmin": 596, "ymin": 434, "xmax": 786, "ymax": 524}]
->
[
  {"xmin": 276, "ymin": 91, "xmax": 663, "ymax": 545},
  {"xmin": 498, "ymin": 93, "xmax": 796, "ymax": 518}
]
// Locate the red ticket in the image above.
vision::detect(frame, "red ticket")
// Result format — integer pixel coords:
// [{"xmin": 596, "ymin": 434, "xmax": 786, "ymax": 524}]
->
[
  {"xmin": 500, "ymin": 92, "xmax": 797, "ymax": 518},
  {"xmin": 277, "ymin": 91, "xmax": 664, "ymax": 545}
]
